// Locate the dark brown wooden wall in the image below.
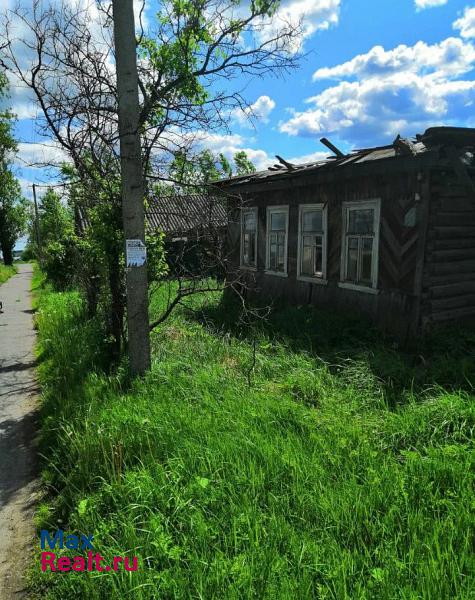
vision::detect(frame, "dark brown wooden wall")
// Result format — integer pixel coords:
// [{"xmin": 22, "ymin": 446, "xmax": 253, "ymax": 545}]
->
[
  {"xmin": 421, "ymin": 170, "xmax": 475, "ymax": 326},
  {"xmin": 226, "ymin": 167, "xmax": 425, "ymax": 339}
]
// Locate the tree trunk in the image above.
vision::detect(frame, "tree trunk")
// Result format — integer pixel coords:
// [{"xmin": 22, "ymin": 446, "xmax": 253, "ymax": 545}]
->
[
  {"xmin": 1, "ymin": 241, "xmax": 13, "ymax": 266},
  {"xmin": 112, "ymin": 0, "xmax": 151, "ymax": 376}
]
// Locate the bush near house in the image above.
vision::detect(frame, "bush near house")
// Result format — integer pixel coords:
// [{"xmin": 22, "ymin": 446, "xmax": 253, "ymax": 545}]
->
[{"xmin": 31, "ymin": 270, "xmax": 474, "ymax": 599}]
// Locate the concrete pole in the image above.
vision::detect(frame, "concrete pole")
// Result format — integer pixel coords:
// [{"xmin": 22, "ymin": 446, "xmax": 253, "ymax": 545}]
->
[{"xmin": 112, "ymin": 0, "xmax": 151, "ymax": 375}]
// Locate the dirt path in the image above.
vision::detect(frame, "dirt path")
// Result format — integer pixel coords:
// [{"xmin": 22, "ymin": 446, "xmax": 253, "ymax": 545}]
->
[{"xmin": 0, "ymin": 264, "xmax": 39, "ymax": 599}]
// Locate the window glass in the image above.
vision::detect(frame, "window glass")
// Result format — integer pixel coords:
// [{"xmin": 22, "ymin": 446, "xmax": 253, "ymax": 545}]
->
[
  {"xmin": 277, "ymin": 239, "xmax": 285, "ymax": 268},
  {"xmin": 343, "ymin": 202, "xmax": 379, "ymax": 288},
  {"xmin": 346, "ymin": 237, "xmax": 359, "ymax": 281},
  {"xmin": 302, "ymin": 210, "xmax": 322, "ymax": 232},
  {"xmin": 267, "ymin": 210, "xmax": 287, "ymax": 273},
  {"xmin": 302, "ymin": 246, "xmax": 313, "ymax": 276},
  {"xmin": 360, "ymin": 238, "xmax": 373, "ymax": 282},
  {"xmin": 270, "ymin": 212, "xmax": 286, "ymax": 231},
  {"xmin": 348, "ymin": 209, "xmax": 374, "ymax": 234},
  {"xmin": 243, "ymin": 211, "xmax": 256, "ymax": 230},
  {"xmin": 301, "ymin": 234, "xmax": 323, "ymax": 277},
  {"xmin": 241, "ymin": 210, "xmax": 257, "ymax": 267},
  {"xmin": 314, "ymin": 240, "xmax": 323, "ymax": 276},
  {"xmin": 269, "ymin": 243, "xmax": 277, "ymax": 270}
]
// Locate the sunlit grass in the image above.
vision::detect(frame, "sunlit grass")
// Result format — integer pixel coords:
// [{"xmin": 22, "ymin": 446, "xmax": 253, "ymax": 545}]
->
[
  {"xmin": 30, "ymin": 278, "xmax": 475, "ymax": 599},
  {"xmin": 0, "ymin": 263, "xmax": 17, "ymax": 285}
]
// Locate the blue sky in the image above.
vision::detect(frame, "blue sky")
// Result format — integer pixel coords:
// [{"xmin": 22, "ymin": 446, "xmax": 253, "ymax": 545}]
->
[{"xmin": 6, "ymin": 0, "xmax": 475, "ymax": 202}]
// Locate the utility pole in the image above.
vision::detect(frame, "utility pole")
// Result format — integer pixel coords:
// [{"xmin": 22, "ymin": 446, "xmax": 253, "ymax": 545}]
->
[
  {"xmin": 112, "ymin": 0, "xmax": 151, "ymax": 375},
  {"xmin": 32, "ymin": 184, "xmax": 42, "ymax": 265}
]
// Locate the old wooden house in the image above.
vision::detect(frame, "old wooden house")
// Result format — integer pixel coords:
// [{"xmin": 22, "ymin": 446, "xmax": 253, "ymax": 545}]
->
[
  {"xmin": 146, "ymin": 194, "xmax": 227, "ymax": 276},
  {"xmin": 218, "ymin": 127, "xmax": 475, "ymax": 339}
]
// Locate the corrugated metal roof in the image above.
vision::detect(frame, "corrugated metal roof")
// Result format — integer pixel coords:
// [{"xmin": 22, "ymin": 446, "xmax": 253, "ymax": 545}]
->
[{"xmin": 146, "ymin": 194, "xmax": 227, "ymax": 234}]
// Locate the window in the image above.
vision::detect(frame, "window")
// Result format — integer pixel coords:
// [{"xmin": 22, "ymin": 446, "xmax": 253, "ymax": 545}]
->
[
  {"xmin": 340, "ymin": 200, "xmax": 380, "ymax": 291},
  {"xmin": 297, "ymin": 204, "xmax": 327, "ymax": 282},
  {"xmin": 266, "ymin": 206, "xmax": 288, "ymax": 275},
  {"xmin": 240, "ymin": 208, "xmax": 257, "ymax": 268}
]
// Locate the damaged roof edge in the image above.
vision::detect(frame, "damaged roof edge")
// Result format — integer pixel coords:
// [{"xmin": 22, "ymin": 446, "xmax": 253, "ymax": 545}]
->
[{"xmin": 216, "ymin": 127, "xmax": 475, "ymax": 189}]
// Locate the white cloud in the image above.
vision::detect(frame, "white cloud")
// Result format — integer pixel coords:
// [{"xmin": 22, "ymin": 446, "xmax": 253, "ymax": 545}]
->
[
  {"xmin": 190, "ymin": 132, "xmax": 330, "ymax": 169},
  {"xmin": 281, "ymin": 36, "xmax": 475, "ymax": 145},
  {"xmin": 281, "ymin": 74, "xmax": 475, "ymax": 143},
  {"xmin": 453, "ymin": 6, "xmax": 475, "ymax": 38},
  {"xmin": 234, "ymin": 95, "xmax": 276, "ymax": 127},
  {"xmin": 258, "ymin": 0, "xmax": 341, "ymax": 53},
  {"xmin": 15, "ymin": 142, "xmax": 69, "ymax": 168},
  {"xmin": 415, "ymin": 0, "xmax": 447, "ymax": 10},
  {"xmin": 16, "ymin": 177, "xmax": 35, "ymax": 200},
  {"xmin": 313, "ymin": 38, "xmax": 475, "ymax": 81},
  {"xmin": 191, "ymin": 131, "xmax": 273, "ymax": 170},
  {"xmin": 288, "ymin": 150, "xmax": 329, "ymax": 164}
]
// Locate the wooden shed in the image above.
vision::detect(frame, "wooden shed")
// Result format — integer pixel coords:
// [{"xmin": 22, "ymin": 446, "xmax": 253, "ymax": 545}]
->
[{"xmin": 218, "ymin": 127, "xmax": 475, "ymax": 339}]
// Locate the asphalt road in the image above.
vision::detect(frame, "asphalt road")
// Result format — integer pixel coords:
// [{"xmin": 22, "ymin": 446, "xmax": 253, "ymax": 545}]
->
[{"xmin": 0, "ymin": 264, "xmax": 39, "ymax": 599}]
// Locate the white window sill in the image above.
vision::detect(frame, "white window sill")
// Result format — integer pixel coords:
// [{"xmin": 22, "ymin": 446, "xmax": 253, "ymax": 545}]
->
[
  {"xmin": 297, "ymin": 275, "xmax": 328, "ymax": 285},
  {"xmin": 265, "ymin": 270, "xmax": 288, "ymax": 278},
  {"xmin": 338, "ymin": 282, "xmax": 379, "ymax": 295},
  {"xmin": 240, "ymin": 264, "xmax": 257, "ymax": 272}
]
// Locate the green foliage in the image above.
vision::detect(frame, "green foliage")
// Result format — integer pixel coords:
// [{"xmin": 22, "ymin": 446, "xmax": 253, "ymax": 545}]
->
[
  {"xmin": 38, "ymin": 188, "xmax": 73, "ymax": 245},
  {"xmin": 164, "ymin": 149, "xmax": 256, "ymax": 193},
  {"xmin": 146, "ymin": 231, "xmax": 169, "ymax": 282},
  {"xmin": 0, "ymin": 263, "xmax": 16, "ymax": 284},
  {"xmin": 42, "ymin": 234, "xmax": 79, "ymax": 291},
  {"xmin": 218, "ymin": 153, "xmax": 233, "ymax": 179},
  {"xmin": 21, "ymin": 244, "xmax": 36, "ymax": 261},
  {"xmin": 234, "ymin": 150, "xmax": 257, "ymax": 175},
  {"xmin": 31, "ymin": 282, "xmax": 475, "ymax": 599},
  {"xmin": 0, "ymin": 170, "xmax": 29, "ymax": 265},
  {"xmin": 137, "ymin": 0, "xmax": 289, "ymax": 135},
  {"xmin": 0, "ymin": 72, "xmax": 17, "ymax": 162},
  {"xmin": 0, "ymin": 74, "xmax": 29, "ymax": 265},
  {"xmin": 34, "ymin": 188, "xmax": 76, "ymax": 290}
]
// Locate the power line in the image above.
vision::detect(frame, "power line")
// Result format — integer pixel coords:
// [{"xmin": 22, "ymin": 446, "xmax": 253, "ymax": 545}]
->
[{"xmin": 29, "ymin": 180, "xmax": 81, "ymax": 189}]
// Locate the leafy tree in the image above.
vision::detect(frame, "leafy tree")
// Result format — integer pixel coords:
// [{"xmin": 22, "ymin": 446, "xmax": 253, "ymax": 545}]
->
[
  {"xmin": 0, "ymin": 72, "xmax": 16, "ymax": 162},
  {"xmin": 0, "ymin": 171, "xmax": 29, "ymax": 265},
  {"xmin": 166, "ymin": 149, "xmax": 256, "ymax": 192},
  {"xmin": 38, "ymin": 188, "xmax": 73, "ymax": 245},
  {"xmin": 32, "ymin": 187, "xmax": 76, "ymax": 290},
  {"xmin": 1, "ymin": 0, "xmax": 299, "ymax": 360},
  {"xmin": 0, "ymin": 72, "xmax": 28, "ymax": 265},
  {"xmin": 218, "ymin": 153, "xmax": 233, "ymax": 179},
  {"xmin": 234, "ymin": 151, "xmax": 257, "ymax": 176}
]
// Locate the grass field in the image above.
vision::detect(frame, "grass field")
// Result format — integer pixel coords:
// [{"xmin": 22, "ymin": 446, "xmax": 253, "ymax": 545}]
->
[
  {"xmin": 31, "ymin": 274, "xmax": 474, "ymax": 599},
  {"xmin": 0, "ymin": 263, "xmax": 16, "ymax": 285}
]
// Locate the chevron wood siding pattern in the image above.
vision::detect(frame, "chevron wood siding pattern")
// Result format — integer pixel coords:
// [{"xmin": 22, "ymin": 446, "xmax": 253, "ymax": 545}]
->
[
  {"xmin": 226, "ymin": 168, "xmax": 426, "ymax": 339},
  {"xmin": 224, "ymin": 143, "xmax": 475, "ymax": 339}
]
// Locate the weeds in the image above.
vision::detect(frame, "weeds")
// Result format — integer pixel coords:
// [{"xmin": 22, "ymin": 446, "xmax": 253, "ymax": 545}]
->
[
  {"xmin": 0, "ymin": 263, "xmax": 17, "ymax": 285},
  {"xmin": 31, "ymin": 280, "xmax": 474, "ymax": 599}
]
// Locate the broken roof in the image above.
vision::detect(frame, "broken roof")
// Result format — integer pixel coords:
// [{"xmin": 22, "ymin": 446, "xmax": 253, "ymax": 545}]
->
[
  {"xmin": 146, "ymin": 194, "xmax": 227, "ymax": 234},
  {"xmin": 218, "ymin": 127, "xmax": 475, "ymax": 188}
]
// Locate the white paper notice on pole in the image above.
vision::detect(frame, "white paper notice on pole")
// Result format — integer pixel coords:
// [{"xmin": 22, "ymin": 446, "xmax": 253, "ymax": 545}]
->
[{"xmin": 126, "ymin": 239, "xmax": 147, "ymax": 267}]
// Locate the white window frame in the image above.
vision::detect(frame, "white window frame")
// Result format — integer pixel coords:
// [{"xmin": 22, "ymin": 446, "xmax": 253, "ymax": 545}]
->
[
  {"xmin": 339, "ymin": 199, "xmax": 381, "ymax": 294},
  {"xmin": 297, "ymin": 203, "xmax": 328, "ymax": 284},
  {"xmin": 240, "ymin": 207, "xmax": 258, "ymax": 270},
  {"xmin": 265, "ymin": 205, "xmax": 289, "ymax": 277}
]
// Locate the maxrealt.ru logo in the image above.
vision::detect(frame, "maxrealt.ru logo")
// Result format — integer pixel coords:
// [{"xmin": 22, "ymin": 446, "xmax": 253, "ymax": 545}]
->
[{"xmin": 40, "ymin": 530, "xmax": 138, "ymax": 572}]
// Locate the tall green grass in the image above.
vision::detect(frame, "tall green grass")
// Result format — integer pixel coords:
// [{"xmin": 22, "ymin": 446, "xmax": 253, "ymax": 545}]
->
[
  {"xmin": 31, "ymin": 281, "xmax": 474, "ymax": 599},
  {"xmin": 0, "ymin": 263, "xmax": 17, "ymax": 285}
]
